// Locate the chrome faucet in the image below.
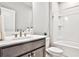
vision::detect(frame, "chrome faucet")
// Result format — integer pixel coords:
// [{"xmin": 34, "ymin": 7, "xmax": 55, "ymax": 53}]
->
[{"xmin": 19, "ymin": 29, "xmax": 22, "ymax": 37}]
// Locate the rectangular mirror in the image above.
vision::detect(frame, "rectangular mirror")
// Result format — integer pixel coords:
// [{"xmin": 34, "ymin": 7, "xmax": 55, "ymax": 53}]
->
[{"xmin": 0, "ymin": 2, "xmax": 33, "ymax": 36}]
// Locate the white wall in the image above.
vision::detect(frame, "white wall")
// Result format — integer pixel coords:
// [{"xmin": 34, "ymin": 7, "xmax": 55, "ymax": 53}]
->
[
  {"xmin": 49, "ymin": 2, "xmax": 54, "ymax": 46},
  {"xmin": 33, "ymin": 2, "xmax": 49, "ymax": 36},
  {"xmin": 0, "ymin": 2, "xmax": 32, "ymax": 30},
  {"xmin": 50, "ymin": 3, "xmax": 60, "ymax": 44}
]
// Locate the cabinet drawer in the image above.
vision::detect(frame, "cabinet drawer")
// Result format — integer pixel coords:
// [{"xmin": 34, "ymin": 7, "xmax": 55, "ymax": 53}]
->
[
  {"xmin": 31, "ymin": 39, "xmax": 45, "ymax": 50},
  {"xmin": 2, "ymin": 43, "xmax": 31, "ymax": 57}
]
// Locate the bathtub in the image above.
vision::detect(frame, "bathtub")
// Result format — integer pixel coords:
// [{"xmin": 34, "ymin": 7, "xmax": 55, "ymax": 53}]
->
[{"xmin": 53, "ymin": 40, "xmax": 79, "ymax": 57}]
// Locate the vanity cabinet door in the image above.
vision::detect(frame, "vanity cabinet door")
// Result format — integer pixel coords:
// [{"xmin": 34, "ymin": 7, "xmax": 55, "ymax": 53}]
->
[
  {"xmin": 31, "ymin": 47, "xmax": 45, "ymax": 57},
  {"xmin": 31, "ymin": 39, "xmax": 45, "ymax": 50}
]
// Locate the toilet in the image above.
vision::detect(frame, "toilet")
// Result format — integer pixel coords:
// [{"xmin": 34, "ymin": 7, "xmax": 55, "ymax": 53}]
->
[{"xmin": 46, "ymin": 37, "xmax": 63, "ymax": 57}]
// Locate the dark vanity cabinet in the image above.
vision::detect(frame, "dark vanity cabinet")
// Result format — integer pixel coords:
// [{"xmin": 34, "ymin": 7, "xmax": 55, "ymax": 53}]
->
[
  {"xmin": 0, "ymin": 38, "xmax": 46, "ymax": 57},
  {"xmin": 21, "ymin": 47, "xmax": 45, "ymax": 57}
]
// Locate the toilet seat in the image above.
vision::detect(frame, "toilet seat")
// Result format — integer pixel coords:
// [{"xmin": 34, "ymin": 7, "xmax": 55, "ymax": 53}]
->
[{"xmin": 46, "ymin": 47, "xmax": 63, "ymax": 54}]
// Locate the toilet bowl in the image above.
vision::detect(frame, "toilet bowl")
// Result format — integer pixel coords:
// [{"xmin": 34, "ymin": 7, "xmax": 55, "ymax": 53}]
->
[
  {"xmin": 46, "ymin": 47, "xmax": 63, "ymax": 57},
  {"xmin": 46, "ymin": 37, "xmax": 63, "ymax": 57}
]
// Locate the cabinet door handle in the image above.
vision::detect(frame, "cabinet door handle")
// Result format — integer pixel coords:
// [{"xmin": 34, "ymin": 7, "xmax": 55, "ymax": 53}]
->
[
  {"xmin": 31, "ymin": 53, "xmax": 34, "ymax": 57},
  {"xmin": 28, "ymin": 54, "xmax": 31, "ymax": 57},
  {"xmin": 33, "ymin": 53, "xmax": 35, "ymax": 56},
  {"xmin": 31, "ymin": 52, "xmax": 35, "ymax": 57}
]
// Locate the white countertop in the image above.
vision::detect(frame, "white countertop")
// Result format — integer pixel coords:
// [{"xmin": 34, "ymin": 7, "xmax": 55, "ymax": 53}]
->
[{"xmin": 0, "ymin": 35, "xmax": 46, "ymax": 47}]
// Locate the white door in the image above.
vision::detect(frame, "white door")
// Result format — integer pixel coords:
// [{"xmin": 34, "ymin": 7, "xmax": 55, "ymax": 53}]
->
[{"xmin": 1, "ymin": 7, "xmax": 15, "ymax": 36}]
